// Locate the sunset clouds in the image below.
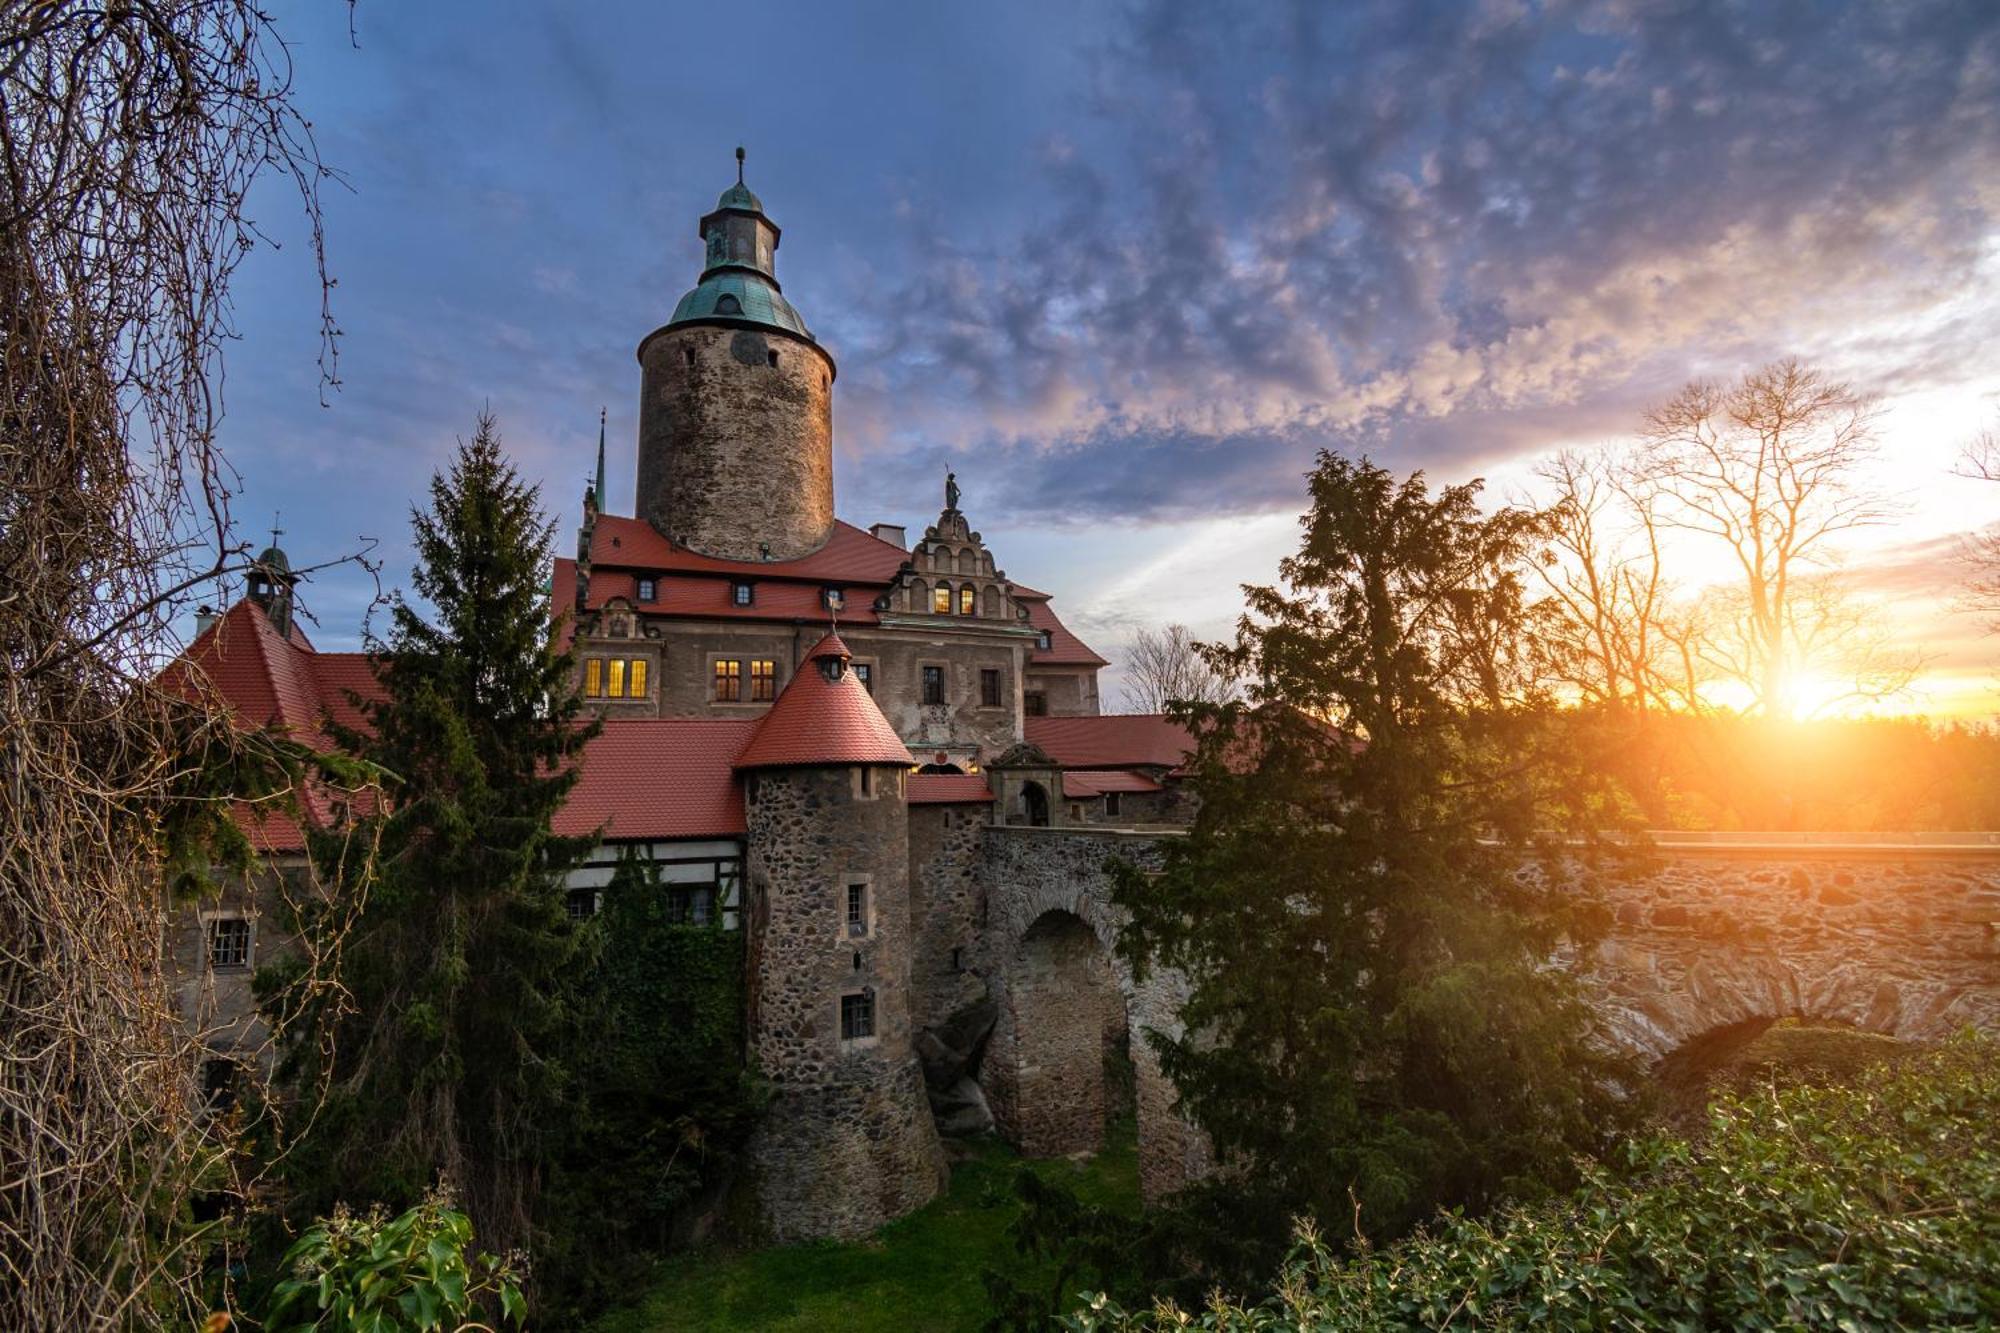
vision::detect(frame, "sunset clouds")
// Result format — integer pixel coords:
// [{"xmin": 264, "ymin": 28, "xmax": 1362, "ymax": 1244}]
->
[{"xmin": 220, "ymin": 0, "xmax": 2000, "ymax": 708}]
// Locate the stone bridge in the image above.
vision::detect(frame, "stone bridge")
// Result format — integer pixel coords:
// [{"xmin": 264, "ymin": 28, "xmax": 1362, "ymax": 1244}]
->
[{"xmin": 968, "ymin": 827, "xmax": 2000, "ymax": 1201}]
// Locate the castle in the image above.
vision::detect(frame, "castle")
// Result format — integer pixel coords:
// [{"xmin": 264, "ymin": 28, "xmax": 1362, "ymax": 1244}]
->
[{"xmin": 168, "ymin": 156, "xmax": 1203, "ymax": 1240}]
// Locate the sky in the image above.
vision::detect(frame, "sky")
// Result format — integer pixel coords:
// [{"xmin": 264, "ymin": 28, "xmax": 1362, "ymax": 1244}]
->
[{"xmin": 218, "ymin": 0, "xmax": 2000, "ymax": 715}]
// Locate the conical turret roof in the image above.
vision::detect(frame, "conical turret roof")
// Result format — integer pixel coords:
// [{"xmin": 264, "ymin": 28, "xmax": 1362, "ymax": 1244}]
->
[{"xmin": 734, "ymin": 632, "xmax": 914, "ymax": 770}]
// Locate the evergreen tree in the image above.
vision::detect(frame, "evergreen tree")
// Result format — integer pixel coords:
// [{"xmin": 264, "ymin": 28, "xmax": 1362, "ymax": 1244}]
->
[
  {"xmin": 276, "ymin": 411, "xmax": 599, "ymax": 1260},
  {"xmin": 1113, "ymin": 454, "xmax": 1637, "ymax": 1285}
]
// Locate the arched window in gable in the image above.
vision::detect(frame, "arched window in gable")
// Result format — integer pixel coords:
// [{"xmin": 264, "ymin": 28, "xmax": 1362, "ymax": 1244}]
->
[
  {"xmin": 933, "ymin": 583, "xmax": 953, "ymax": 614},
  {"xmin": 908, "ymin": 579, "xmax": 929, "ymax": 612}
]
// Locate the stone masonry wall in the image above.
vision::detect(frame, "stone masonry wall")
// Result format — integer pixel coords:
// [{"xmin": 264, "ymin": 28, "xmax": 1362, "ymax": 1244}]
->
[
  {"xmin": 907, "ymin": 803, "xmax": 988, "ymax": 1033},
  {"xmin": 743, "ymin": 765, "xmax": 946, "ymax": 1240},
  {"xmin": 1584, "ymin": 847, "xmax": 2000, "ymax": 1060},
  {"xmin": 636, "ymin": 322, "xmax": 834, "ymax": 562}
]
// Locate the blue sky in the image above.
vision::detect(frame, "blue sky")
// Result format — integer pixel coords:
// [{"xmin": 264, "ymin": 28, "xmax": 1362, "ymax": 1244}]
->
[{"xmin": 223, "ymin": 0, "xmax": 2000, "ymax": 711}]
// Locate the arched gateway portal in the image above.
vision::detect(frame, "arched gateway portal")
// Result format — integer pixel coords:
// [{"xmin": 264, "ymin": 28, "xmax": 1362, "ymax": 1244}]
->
[{"xmin": 985, "ymin": 908, "xmax": 1126, "ymax": 1156}]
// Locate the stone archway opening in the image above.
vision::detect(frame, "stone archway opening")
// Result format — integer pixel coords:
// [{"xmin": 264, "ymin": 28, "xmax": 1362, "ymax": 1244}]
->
[
  {"xmin": 1018, "ymin": 780, "xmax": 1050, "ymax": 827},
  {"xmin": 1652, "ymin": 1015, "xmax": 1914, "ymax": 1125},
  {"xmin": 986, "ymin": 908, "xmax": 1126, "ymax": 1157}
]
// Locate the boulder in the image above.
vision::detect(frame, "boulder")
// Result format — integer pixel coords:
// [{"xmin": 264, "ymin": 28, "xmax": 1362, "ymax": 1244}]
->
[{"xmin": 917, "ymin": 994, "xmax": 998, "ymax": 1091}]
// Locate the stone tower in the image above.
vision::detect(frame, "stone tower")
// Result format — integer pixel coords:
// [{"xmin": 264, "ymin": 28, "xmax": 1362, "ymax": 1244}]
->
[
  {"xmin": 635, "ymin": 150, "xmax": 836, "ymax": 561},
  {"xmin": 735, "ymin": 633, "xmax": 946, "ymax": 1240}
]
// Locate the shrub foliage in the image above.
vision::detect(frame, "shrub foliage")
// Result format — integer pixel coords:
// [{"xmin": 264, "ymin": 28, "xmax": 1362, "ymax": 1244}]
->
[{"xmin": 1068, "ymin": 1036, "xmax": 2000, "ymax": 1330}]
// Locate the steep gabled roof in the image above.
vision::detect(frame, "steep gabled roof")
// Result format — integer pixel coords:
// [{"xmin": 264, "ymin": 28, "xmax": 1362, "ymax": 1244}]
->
[
  {"xmin": 1025, "ymin": 713, "xmax": 1195, "ymax": 771},
  {"xmin": 585, "ymin": 514, "xmax": 910, "ymax": 585},
  {"xmin": 734, "ymin": 632, "xmax": 915, "ymax": 770}
]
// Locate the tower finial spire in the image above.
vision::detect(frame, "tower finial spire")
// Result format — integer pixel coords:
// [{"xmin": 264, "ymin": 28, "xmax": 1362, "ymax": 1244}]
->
[
  {"xmin": 594, "ymin": 406, "xmax": 607, "ymax": 513},
  {"xmin": 736, "ymin": 145, "xmax": 746, "ymax": 185}
]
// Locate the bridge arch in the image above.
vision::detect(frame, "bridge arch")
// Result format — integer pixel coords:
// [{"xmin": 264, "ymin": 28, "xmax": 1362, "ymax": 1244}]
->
[{"xmin": 985, "ymin": 907, "xmax": 1125, "ymax": 1155}]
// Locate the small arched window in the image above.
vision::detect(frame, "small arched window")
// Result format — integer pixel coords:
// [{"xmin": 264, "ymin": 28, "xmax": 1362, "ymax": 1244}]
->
[
  {"xmin": 715, "ymin": 294, "xmax": 742, "ymax": 316},
  {"xmin": 908, "ymin": 579, "xmax": 928, "ymax": 612},
  {"xmin": 957, "ymin": 550, "xmax": 976, "ymax": 575},
  {"xmin": 933, "ymin": 584, "xmax": 953, "ymax": 614},
  {"xmin": 959, "ymin": 585, "xmax": 975, "ymax": 615}
]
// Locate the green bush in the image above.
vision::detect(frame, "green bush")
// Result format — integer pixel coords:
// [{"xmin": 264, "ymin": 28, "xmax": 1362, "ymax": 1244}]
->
[
  {"xmin": 1067, "ymin": 1035, "xmax": 2000, "ymax": 1329},
  {"xmin": 265, "ymin": 1194, "xmax": 524, "ymax": 1332}
]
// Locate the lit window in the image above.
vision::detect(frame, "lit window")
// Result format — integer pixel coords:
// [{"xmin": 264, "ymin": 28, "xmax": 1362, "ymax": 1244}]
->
[
  {"xmin": 714, "ymin": 659, "xmax": 742, "ymax": 702},
  {"xmin": 846, "ymin": 883, "xmax": 868, "ymax": 936},
  {"xmin": 960, "ymin": 585, "xmax": 975, "ymax": 615},
  {"xmin": 933, "ymin": 584, "xmax": 952, "ymax": 614},
  {"xmin": 732, "ymin": 583, "xmax": 754, "ymax": 607},
  {"xmin": 980, "ymin": 668, "xmax": 1001, "ymax": 708},
  {"xmin": 853, "ymin": 662, "xmax": 873, "ymax": 693},
  {"xmin": 585, "ymin": 659, "xmax": 604, "ymax": 697},
  {"xmin": 608, "ymin": 658, "xmax": 627, "ymax": 698},
  {"xmin": 207, "ymin": 917, "xmax": 250, "ymax": 970},
  {"xmin": 629, "ymin": 658, "xmax": 648, "ymax": 697},
  {"xmin": 921, "ymin": 664, "xmax": 945, "ymax": 705},
  {"xmin": 840, "ymin": 991, "xmax": 875, "ymax": 1041},
  {"xmin": 637, "ymin": 578, "xmax": 657, "ymax": 602},
  {"xmin": 750, "ymin": 659, "xmax": 777, "ymax": 702}
]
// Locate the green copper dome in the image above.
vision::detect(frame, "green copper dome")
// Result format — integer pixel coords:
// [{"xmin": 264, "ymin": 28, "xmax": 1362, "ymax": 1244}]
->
[
  {"xmin": 716, "ymin": 181, "xmax": 764, "ymax": 213},
  {"xmin": 668, "ymin": 271, "xmax": 814, "ymax": 339},
  {"xmin": 665, "ymin": 155, "xmax": 818, "ymax": 343},
  {"xmin": 255, "ymin": 545, "xmax": 291, "ymax": 574}
]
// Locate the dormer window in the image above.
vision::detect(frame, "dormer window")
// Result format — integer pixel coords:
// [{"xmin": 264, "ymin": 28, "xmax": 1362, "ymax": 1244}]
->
[
  {"xmin": 637, "ymin": 578, "xmax": 657, "ymax": 603},
  {"xmin": 823, "ymin": 587, "xmax": 845, "ymax": 612},
  {"xmin": 715, "ymin": 293, "xmax": 743, "ymax": 316},
  {"xmin": 732, "ymin": 582, "xmax": 754, "ymax": 607},
  {"xmin": 1037, "ymin": 630, "xmax": 1053, "ymax": 651}
]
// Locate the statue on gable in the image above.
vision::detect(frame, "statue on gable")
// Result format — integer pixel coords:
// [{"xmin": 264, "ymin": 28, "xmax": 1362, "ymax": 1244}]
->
[{"xmin": 945, "ymin": 470, "xmax": 960, "ymax": 512}]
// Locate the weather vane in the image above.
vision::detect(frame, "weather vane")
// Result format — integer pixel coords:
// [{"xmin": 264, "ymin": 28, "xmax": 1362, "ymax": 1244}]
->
[
  {"xmin": 736, "ymin": 145, "xmax": 746, "ymax": 185},
  {"xmin": 270, "ymin": 512, "xmax": 283, "ymax": 546}
]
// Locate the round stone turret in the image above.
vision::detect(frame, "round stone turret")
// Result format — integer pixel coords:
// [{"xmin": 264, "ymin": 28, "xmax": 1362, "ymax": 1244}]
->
[
  {"xmin": 736, "ymin": 634, "xmax": 945, "ymax": 1239},
  {"xmin": 635, "ymin": 153, "xmax": 835, "ymax": 561}
]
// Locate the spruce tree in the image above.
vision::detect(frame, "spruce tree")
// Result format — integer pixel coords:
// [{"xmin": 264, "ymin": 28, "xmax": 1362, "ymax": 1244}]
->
[
  {"xmin": 278, "ymin": 411, "xmax": 599, "ymax": 1260},
  {"xmin": 1113, "ymin": 454, "xmax": 1637, "ymax": 1285}
]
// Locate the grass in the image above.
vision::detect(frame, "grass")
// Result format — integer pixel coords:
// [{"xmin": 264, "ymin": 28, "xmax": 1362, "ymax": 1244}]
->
[{"xmin": 589, "ymin": 1122, "xmax": 1140, "ymax": 1333}]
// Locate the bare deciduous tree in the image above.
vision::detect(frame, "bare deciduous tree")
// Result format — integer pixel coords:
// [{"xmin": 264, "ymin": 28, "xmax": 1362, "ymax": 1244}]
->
[
  {"xmin": 1, "ymin": 4, "xmax": 366, "ymax": 1325},
  {"xmin": 1635, "ymin": 358, "xmax": 1896, "ymax": 716},
  {"xmin": 1119, "ymin": 623, "xmax": 1238, "ymax": 713},
  {"xmin": 1956, "ymin": 420, "xmax": 2000, "ymax": 632},
  {"xmin": 1532, "ymin": 448, "xmax": 1675, "ymax": 712}
]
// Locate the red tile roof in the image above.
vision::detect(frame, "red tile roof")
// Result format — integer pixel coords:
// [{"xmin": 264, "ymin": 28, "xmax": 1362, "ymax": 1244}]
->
[
  {"xmin": 555, "ymin": 719, "xmax": 754, "ymax": 839},
  {"xmin": 1025, "ymin": 714, "xmax": 1194, "ymax": 770},
  {"xmin": 1021, "ymin": 595, "xmax": 1107, "ymax": 667},
  {"xmin": 1061, "ymin": 769, "xmax": 1165, "ymax": 798},
  {"xmin": 159, "ymin": 601, "xmax": 390, "ymax": 851},
  {"xmin": 907, "ymin": 773, "xmax": 994, "ymax": 805},
  {"xmin": 734, "ymin": 633, "xmax": 916, "ymax": 770},
  {"xmin": 586, "ymin": 514, "xmax": 910, "ymax": 585},
  {"xmin": 555, "ymin": 561, "xmax": 886, "ymax": 626}
]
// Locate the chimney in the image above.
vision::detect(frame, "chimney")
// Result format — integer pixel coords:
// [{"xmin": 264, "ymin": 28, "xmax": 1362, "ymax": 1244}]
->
[
  {"xmin": 869, "ymin": 523, "xmax": 907, "ymax": 549},
  {"xmin": 194, "ymin": 605, "xmax": 217, "ymax": 637}
]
